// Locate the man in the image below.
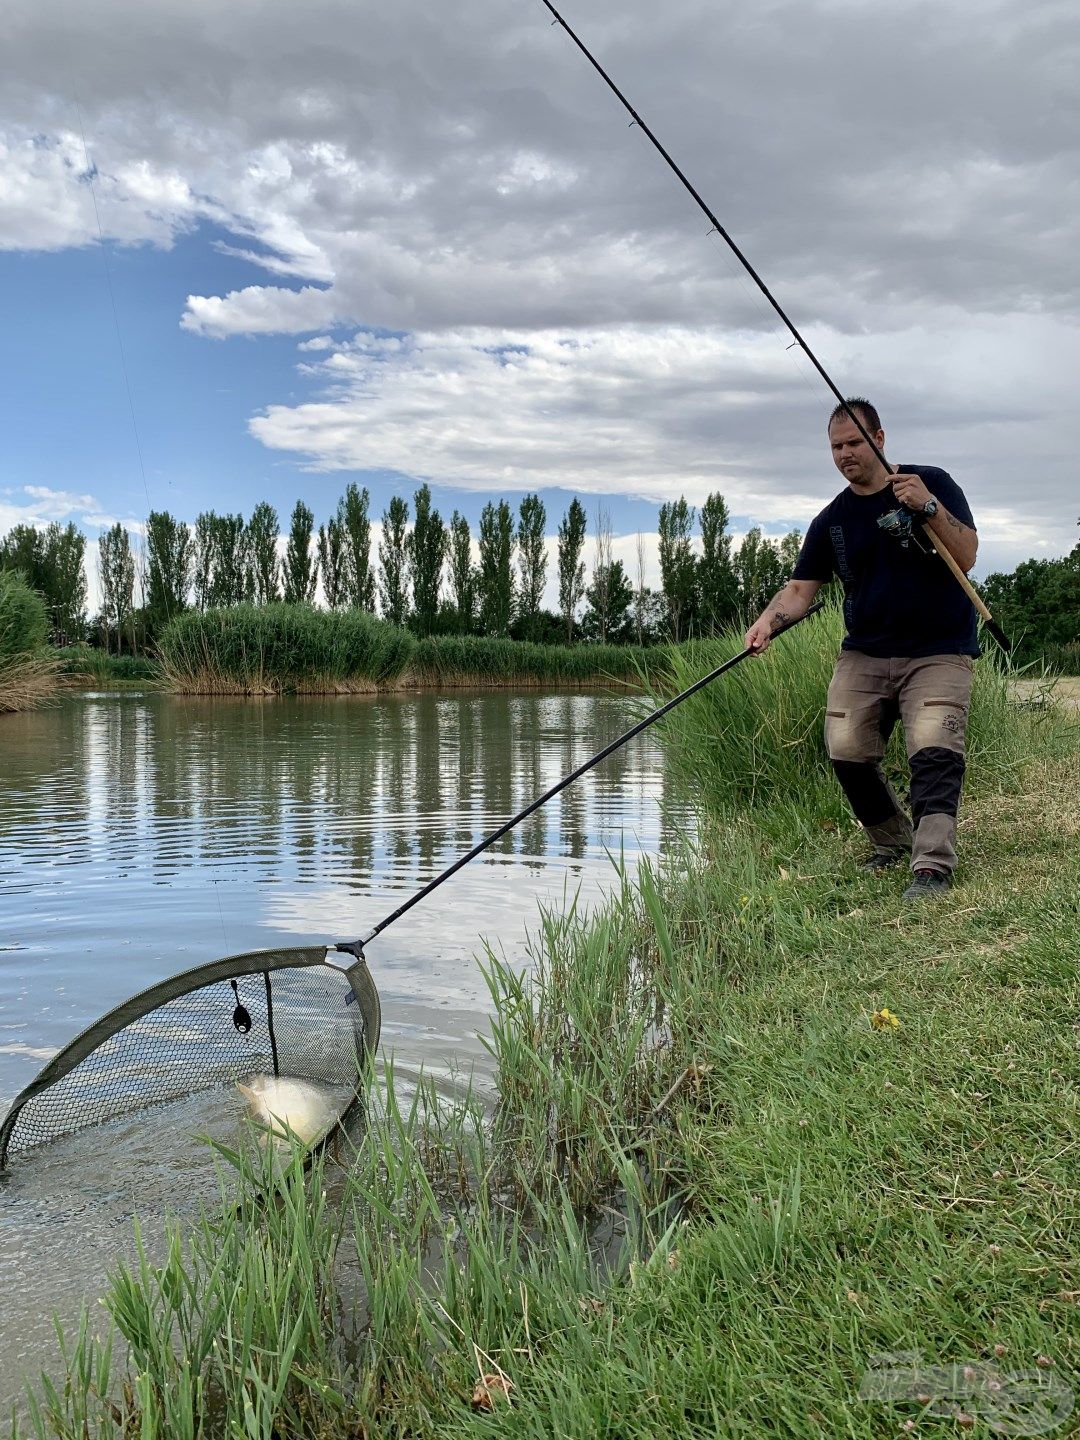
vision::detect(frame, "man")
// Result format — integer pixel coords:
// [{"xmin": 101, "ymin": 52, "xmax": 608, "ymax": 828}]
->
[{"xmin": 744, "ymin": 398, "xmax": 979, "ymax": 901}]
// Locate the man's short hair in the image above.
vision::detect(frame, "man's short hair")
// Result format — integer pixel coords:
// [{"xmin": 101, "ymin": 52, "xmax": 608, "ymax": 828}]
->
[{"xmin": 828, "ymin": 397, "xmax": 882, "ymax": 435}]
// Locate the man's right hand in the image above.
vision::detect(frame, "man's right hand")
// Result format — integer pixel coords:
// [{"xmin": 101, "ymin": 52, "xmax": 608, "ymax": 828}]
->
[{"xmin": 744, "ymin": 618, "xmax": 774, "ymax": 654}]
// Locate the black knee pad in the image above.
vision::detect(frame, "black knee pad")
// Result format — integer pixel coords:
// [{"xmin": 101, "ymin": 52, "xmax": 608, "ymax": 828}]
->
[
  {"xmin": 831, "ymin": 760, "xmax": 900, "ymax": 827},
  {"xmin": 909, "ymin": 746, "xmax": 966, "ymax": 822}
]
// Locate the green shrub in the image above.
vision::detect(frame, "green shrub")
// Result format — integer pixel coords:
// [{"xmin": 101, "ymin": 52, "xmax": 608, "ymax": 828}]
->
[{"xmin": 0, "ymin": 570, "xmax": 48, "ymax": 663}]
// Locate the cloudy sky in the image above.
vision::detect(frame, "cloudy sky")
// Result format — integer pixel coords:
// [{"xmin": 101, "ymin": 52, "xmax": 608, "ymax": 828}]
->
[{"xmin": 1, "ymin": 0, "xmax": 1076, "ymax": 593}]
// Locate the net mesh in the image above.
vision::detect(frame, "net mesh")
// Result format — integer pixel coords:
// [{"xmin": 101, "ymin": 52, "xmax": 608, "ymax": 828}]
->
[{"xmin": 0, "ymin": 947, "xmax": 380, "ymax": 1166}]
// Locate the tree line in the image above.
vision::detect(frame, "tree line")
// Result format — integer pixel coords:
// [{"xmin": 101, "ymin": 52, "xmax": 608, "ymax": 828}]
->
[
  {"xmin": 0, "ymin": 485, "xmax": 805, "ymax": 652},
  {"xmin": 982, "ymin": 520, "xmax": 1080, "ymax": 668}
]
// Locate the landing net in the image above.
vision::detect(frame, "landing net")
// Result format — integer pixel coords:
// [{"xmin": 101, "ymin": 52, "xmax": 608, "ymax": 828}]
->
[{"xmin": 0, "ymin": 947, "xmax": 381, "ymax": 1169}]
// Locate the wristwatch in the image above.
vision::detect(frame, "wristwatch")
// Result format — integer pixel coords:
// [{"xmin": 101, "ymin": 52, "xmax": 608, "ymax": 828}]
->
[{"xmin": 921, "ymin": 498, "xmax": 939, "ymax": 518}]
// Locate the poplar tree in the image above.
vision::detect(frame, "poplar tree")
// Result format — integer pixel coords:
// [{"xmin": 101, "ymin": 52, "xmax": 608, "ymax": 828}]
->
[
  {"xmin": 478, "ymin": 499, "xmax": 514, "ymax": 637},
  {"xmin": 209, "ymin": 514, "xmax": 249, "ymax": 607},
  {"xmin": 340, "ymin": 483, "xmax": 376, "ymax": 611},
  {"xmin": 98, "ymin": 523, "xmax": 135, "ymax": 652},
  {"xmin": 193, "ymin": 512, "xmax": 216, "ymax": 610},
  {"xmin": 583, "ymin": 558, "xmax": 633, "ymax": 644},
  {"xmin": 145, "ymin": 510, "xmax": 191, "ymax": 627},
  {"xmin": 379, "ymin": 495, "xmax": 410, "ymax": 627},
  {"xmin": 778, "ymin": 529, "xmax": 803, "ymax": 581},
  {"xmin": 408, "ymin": 483, "xmax": 447, "ymax": 637},
  {"xmin": 283, "ymin": 501, "xmax": 318, "ymax": 604},
  {"xmin": 448, "ymin": 512, "xmax": 475, "ymax": 633},
  {"xmin": 698, "ymin": 492, "xmax": 738, "ymax": 635},
  {"xmin": 733, "ymin": 527, "xmax": 785, "ymax": 616},
  {"xmin": 658, "ymin": 497, "xmax": 697, "ymax": 642},
  {"xmin": 49, "ymin": 523, "xmax": 87, "ymax": 641},
  {"xmin": 246, "ymin": 502, "xmax": 280, "ymax": 605},
  {"xmin": 515, "ymin": 493, "xmax": 547, "ymax": 640},
  {"xmin": 317, "ymin": 517, "xmax": 348, "ymax": 609},
  {"xmin": 1, "ymin": 523, "xmax": 88, "ymax": 641},
  {"xmin": 556, "ymin": 498, "xmax": 587, "ymax": 644},
  {"xmin": 589, "ymin": 507, "xmax": 613, "ymax": 643}
]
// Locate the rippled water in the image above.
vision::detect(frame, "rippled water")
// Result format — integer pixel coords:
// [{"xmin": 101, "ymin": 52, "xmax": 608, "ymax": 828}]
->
[{"xmin": 0, "ymin": 687, "xmax": 687, "ymax": 1405}]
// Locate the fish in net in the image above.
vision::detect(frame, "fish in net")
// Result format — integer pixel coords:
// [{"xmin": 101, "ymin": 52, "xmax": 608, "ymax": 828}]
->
[{"xmin": 0, "ymin": 946, "xmax": 380, "ymax": 1171}]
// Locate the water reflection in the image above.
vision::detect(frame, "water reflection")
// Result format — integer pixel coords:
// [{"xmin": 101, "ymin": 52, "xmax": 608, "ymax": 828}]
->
[
  {"xmin": 1, "ymin": 689, "xmax": 685, "ymax": 1104},
  {"xmin": 0, "ymin": 686, "xmax": 690, "ymax": 1408}
]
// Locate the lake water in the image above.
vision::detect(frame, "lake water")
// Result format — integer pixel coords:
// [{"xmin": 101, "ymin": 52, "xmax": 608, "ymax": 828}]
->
[{"xmin": 0, "ymin": 687, "xmax": 688, "ymax": 1406}]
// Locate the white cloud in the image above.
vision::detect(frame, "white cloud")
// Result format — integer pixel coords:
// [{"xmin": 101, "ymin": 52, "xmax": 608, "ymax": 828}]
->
[{"xmin": 0, "ymin": 0, "xmax": 1076, "ymax": 566}]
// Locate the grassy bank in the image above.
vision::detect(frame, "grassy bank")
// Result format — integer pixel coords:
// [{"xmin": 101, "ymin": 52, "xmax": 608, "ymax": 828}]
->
[
  {"xmin": 0, "ymin": 572, "xmax": 61, "ymax": 713},
  {"xmin": 15, "ymin": 633, "xmax": 1079, "ymax": 1437},
  {"xmin": 159, "ymin": 604, "xmax": 659, "ymax": 693}
]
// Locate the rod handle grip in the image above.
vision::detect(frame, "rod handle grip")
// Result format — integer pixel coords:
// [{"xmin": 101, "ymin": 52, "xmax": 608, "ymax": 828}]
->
[{"xmin": 926, "ymin": 535, "xmax": 991, "ymax": 622}]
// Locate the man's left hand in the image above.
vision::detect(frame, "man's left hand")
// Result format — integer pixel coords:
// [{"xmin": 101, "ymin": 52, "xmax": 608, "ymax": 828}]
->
[{"xmin": 891, "ymin": 471, "xmax": 933, "ymax": 513}]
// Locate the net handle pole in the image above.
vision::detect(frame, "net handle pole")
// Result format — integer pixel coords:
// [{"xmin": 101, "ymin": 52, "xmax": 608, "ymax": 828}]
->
[{"xmin": 339, "ymin": 602, "xmax": 824, "ymax": 952}]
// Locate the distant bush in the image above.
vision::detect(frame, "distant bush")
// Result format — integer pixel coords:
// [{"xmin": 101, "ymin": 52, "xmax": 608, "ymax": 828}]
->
[
  {"xmin": 158, "ymin": 604, "xmax": 417, "ymax": 693},
  {"xmin": 54, "ymin": 646, "xmax": 162, "ymax": 683},
  {"xmin": 1041, "ymin": 641, "xmax": 1080, "ymax": 675}
]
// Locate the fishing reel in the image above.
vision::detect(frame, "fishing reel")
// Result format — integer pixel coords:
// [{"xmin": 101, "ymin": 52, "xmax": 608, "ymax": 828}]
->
[{"xmin": 877, "ymin": 506, "xmax": 930, "ymax": 553}]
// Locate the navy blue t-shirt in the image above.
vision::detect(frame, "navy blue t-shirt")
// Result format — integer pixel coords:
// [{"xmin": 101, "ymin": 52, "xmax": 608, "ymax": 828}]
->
[{"xmin": 792, "ymin": 465, "xmax": 979, "ymax": 658}]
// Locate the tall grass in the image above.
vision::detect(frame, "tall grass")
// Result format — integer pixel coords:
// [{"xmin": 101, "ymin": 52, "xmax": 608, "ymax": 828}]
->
[
  {"xmin": 0, "ymin": 571, "xmax": 61, "ymax": 712},
  {"xmin": 410, "ymin": 634, "xmax": 660, "ymax": 688},
  {"xmin": 158, "ymin": 604, "xmax": 417, "ymax": 694},
  {"xmin": 658, "ymin": 605, "xmax": 1074, "ymax": 832}
]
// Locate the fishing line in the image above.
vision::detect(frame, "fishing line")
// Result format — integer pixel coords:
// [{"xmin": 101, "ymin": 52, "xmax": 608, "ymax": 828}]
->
[
  {"xmin": 538, "ymin": 0, "xmax": 1009, "ymax": 650},
  {"xmin": 72, "ymin": 92, "xmax": 176, "ymax": 629}
]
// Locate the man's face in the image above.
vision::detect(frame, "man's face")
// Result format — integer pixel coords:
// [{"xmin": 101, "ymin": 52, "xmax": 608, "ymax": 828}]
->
[{"xmin": 829, "ymin": 414, "xmax": 886, "ymax": 488}]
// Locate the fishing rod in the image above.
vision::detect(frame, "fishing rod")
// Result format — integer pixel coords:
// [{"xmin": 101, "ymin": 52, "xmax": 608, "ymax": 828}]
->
[
  {"xmin": 334, "ymin": 601, "xmax": 825, "ymax": 959},
  {"xmin": 537, "ymin": 0, "xmax": 1009, "ymax": 653}
]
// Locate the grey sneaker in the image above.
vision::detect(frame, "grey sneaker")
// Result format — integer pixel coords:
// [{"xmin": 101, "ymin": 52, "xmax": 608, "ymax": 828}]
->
[
  {"xmin": 858, "ymin": 848, "xmax": 910, "ymax": 874},
  {"xmin": 903, "ymin": 869, "xmax": 951, "ymax": 902}
]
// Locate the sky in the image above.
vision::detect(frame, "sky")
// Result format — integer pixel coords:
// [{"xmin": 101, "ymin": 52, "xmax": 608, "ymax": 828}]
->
[{"xmin": 1, "ymin": 0, "xmax": 1077, "ymax": 608}]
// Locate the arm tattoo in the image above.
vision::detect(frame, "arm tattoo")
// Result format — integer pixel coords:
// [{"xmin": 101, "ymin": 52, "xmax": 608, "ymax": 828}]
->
[
  {"xmin": 945, "ymin": 511, "xmax": 963, "ymax": 531},
  {"xmin": 769, "ymin": 610, "xmax": 789, "ymax": 632}
]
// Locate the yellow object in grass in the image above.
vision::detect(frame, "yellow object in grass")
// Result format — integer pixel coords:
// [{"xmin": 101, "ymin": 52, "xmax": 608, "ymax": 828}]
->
[{"xmin": 871, "ymin": 1007, "xmax": 901, "ymax": 1030}]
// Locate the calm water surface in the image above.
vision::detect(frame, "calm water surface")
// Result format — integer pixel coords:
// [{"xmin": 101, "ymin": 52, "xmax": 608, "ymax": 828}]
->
[{"xmin": 0, "ymin": 687, "xmax": 688, "ymax": 1404}]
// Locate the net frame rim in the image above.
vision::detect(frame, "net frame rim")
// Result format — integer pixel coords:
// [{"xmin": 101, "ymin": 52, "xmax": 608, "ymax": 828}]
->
[{"xmin": 0, "ymin": 945, "xmax": 381, "ymax": 1171}]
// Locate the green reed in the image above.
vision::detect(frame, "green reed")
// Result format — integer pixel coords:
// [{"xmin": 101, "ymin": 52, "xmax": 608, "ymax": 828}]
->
[
  {"xmin": 158, "ymin": 604, "xmax": 417, "ymax": 693},
  {"xmin": 410, "ymin": 635, "xmax": 659, "ymax": 687},
  {"xmin": 658, "ymin": 604, "xmax": 1075, "ymax": 828},
  {"xmin": 0, "ymin": 572, "xmax": 62, "ymax": 712}
]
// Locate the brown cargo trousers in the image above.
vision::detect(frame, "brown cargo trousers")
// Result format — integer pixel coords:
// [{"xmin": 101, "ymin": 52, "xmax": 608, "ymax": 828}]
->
[{"xmin": 824, "ymin": 651, "xmax": 974, "ymax": 876}]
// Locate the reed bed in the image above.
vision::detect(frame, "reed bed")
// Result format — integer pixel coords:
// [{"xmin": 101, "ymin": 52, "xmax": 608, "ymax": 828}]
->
[
  {"xmin": 408, "ymin": 635, "xmax": 658, "ymax": 689},
  {"xmin": 15, "ymin": 623, "xmax": 1080, "ymax": 1438},
  {"xmin": 0, "ymin": 571, "xmax": 62, "ymax": 712},
  {"xmin": 159, "ymin": 606, "xmax": 666, "ymax": 694},
  {"xmin": 0, "ymin": 653, "xmax": 64, "ymax": 712},
  {"xmin": 158, "ymin": 604, "xmax": 417, "ymax": 694}
]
